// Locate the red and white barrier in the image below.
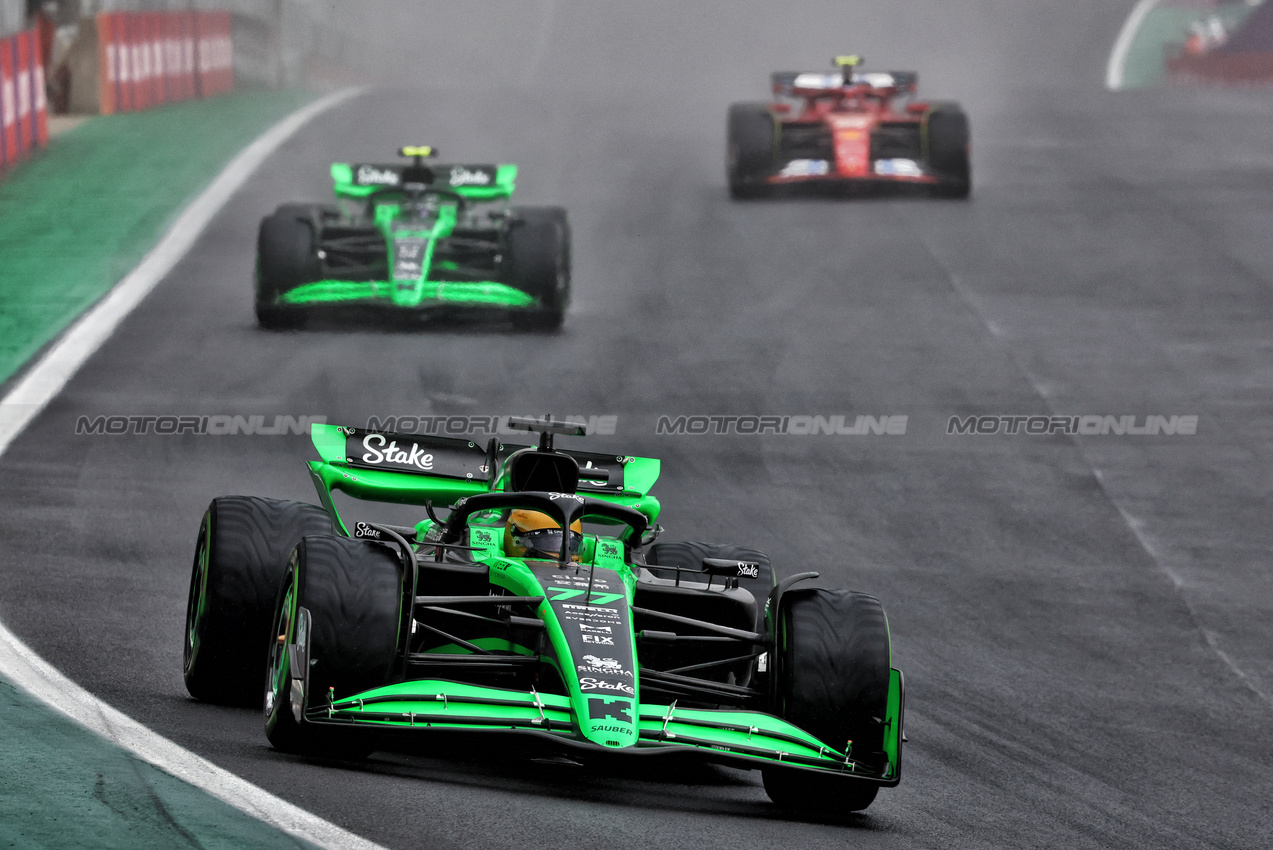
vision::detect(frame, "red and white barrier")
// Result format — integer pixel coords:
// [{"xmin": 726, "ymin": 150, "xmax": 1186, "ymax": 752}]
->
[
  {"xmin": 0, "ymin": 27, "xmax": 49, "ymax": 175},
  {"xmin": 97, "ymin": 10, "xmax": 234, "ymax": 117}
]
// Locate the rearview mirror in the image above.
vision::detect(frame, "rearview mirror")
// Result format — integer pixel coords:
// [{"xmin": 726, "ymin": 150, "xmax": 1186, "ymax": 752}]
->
[{"xmin": 702, "ymin": 558, "xmax": 762, "ymax": 579}]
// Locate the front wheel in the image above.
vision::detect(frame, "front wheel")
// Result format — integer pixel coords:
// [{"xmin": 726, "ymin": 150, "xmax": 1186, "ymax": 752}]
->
[
  {"xmin": 183, "ymin": 497, "xmax": 332, "ymax": 706},
  {"xmin": 925, "ymin": 105, "xmax": 971, "ymax": 199},
  {"xmin": 265, "ymin": 535, "xmax": 402, "ymax": 757},
  {"xmin": 255, "ymin": 205, "xmax": 322, "ymax": 329},
  {"xmin": 762, "ymin": 588, "xmax": 891, "ymax": 813},
  {"xmin": 727, "ymin": 102, "xmax": 777, "ymax": 199},
  {"xmin": 507, "ymin": 206, "xmax": 570, "ymax": 331}
]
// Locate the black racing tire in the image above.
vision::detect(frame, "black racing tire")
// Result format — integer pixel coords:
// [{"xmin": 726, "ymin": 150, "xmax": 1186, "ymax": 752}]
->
[
  {"xmin": 762, "ymin": 589, "xmax": 891, "ymax": 813},
  {"xmin": 645, "ymin": 541, "xmax": 775, "ymax": 632},
  {"xmin": 255, "ymin": 204, "xmax": 322, "ymax": 329},
  {"xmin": 727, "ymin": 102, "xmax": 777, "ymax": 199},
  {"xmin": 183, "ymin": 496, "xmax": 333, "ymax": 706},
  {"xmin": 265, "ymin": 535, "xmax": 402, "ymax": 757},
  {"xmin": 507, "ymin": 206, "xmax": 571, "ymax": 331},
  {"xmin": 925, "ymin": 105, "xmax": 971, "ymax": 199}
]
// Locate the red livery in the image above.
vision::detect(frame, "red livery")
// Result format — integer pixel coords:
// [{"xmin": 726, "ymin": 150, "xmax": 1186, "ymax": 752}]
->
[{"xmin": 727, "ymin": 56, "xmax": 971, "ymax": 199}]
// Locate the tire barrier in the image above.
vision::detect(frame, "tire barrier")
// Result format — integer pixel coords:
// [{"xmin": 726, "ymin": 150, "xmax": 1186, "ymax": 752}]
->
[
  {"xmin": 96, "ymin": 10, "xmax": 232, "ymax": 117},
  {"xmin": 0, "ymin": 27, "xmax": 47, "ymax": 176}
]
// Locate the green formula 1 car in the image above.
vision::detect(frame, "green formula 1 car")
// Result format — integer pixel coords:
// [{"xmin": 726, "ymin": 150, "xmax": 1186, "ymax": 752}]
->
[
  {"xmin": 182, "ymin": 416, "xmax": 904, "ymax": 813},
  {"xmin": 255, "ymin": 147, "xmax": 570, "ymax": 330}
]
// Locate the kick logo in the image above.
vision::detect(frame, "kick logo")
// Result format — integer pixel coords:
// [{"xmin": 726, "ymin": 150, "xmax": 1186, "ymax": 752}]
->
[{"xmin": 588, "ymin": 697, "xmax": 633, "ymax": 723}]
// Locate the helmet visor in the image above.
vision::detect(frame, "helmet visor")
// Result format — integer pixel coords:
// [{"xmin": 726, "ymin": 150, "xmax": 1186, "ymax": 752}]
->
[{"xmin": 514, "ymin": 528, "xmax": 583, "ymax": 558}]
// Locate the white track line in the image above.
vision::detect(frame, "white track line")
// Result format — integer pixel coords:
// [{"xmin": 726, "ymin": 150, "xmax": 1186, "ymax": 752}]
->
[
  {"xmin": 1106, "ymin": 0, "xmax": 1162, "ymax": 90},
  {"xmin": 0, "ymin": 87, "xmax": 387, "ymax": 850}
]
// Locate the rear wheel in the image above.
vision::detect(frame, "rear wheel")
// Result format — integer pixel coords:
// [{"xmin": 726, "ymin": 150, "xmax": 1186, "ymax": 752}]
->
[
  {"xmin": 507, "ymin": 206, "xmax": 570, "ymax": 331},
  {"xmin": 762, "ymin": 589, "xmax": 891, "ymax": 813},
  {"xmin": 645, "ymin": 541, "xmax": 775, "ymax": 632},
  {"xmin": 727, "ymin": 102, "xmax": 777, "ymax": 199},
  {"xmin": 183, "ymin": 497, "xmax": 332, "ymax": 706},
  {"xmin": 925, "ymin": 105, "xmax": 971, "ymax": 199},
  {"xmin": 265, "ymin": 535, "xmax": 402, "ymax": 757},
  {"xmin": 256, "ymin": 204, "xmax": 323, "ymax": 329}
]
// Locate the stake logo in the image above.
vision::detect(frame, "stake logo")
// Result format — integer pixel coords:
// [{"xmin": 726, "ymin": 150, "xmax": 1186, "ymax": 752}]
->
[
  {"xmin": 450, "ymin": 165, "xmax": 493, "ymax": 186},
  {"xmin": 580, "ymin": 677, "xmax": 634, "ymax": 695},
  {"xmin": 359, "ymin": 433, "xmax": 434, "ymax": 471},
  {"xmin": 356, "ymin": 165, "xmax": 400, "ymax": 186},
  {"xmin": 353, "ymin": 522, "xmax": 381, "ymax": 540}
]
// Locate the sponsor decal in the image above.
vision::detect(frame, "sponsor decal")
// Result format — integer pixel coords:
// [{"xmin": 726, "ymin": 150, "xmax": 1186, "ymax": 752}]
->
[
  {"xmin": 582, "ymin": 634, "xmax": 615, "ymax": 645},
  {"xmin": 353, "ymin": 521, "xmax": 382, "ymax": 540},
  {"xmin": 588, "ymin": 698, "xmax": 632, "ymax": 723},
  {"xmin": 471, "ymin": 529, "xmax": 494, "ymax": 545},
  {"xmin": 737, "ymin": 563, "xmax": 760, "ymax": 579},
  {"xmin": 548, "ymin": 492, "xmax": 584, "ymax": 503},
  {"xmin": 778, "ymin": 159, "xmax": 830, "ymax": 178},
  {"xmin": 449, "ymin": 165, "xmax": 494, "ymax": 186},
  {"xmin": 393, "ymin": 237, "xmax": 427, "ymax": 281},
  {"xmin": 591, "ymin": 724, "xmax": 630, "ymax": 734},
  {"xmin": 580, "ymin": 677, "xmax": 634, "ymax": 696},
  {"xmin": 792, "ymin": 72, "xmax": 840, "ymax": 90},
  {"xmin": 600, "ymin": 542, "xmax": 619, "ymax": 558},
  {"xmin": 356, "ymin": 165, "xmax": 401, "ymax": 186},
  {"xmin": 581, "ymin": 655, "xmax": 623, "ymax": 672},
  {"xmin": 562, "ymin": 604, "xmax": 618, "ymax": 614},
  {"xmin": 874, "ymin": 158, "xmax": 923, "ymax": 177},
  {"xmin": 578, "ymin": 624, "xmax": 611, "ymax": 634},
  {"xmin": 360, "ymin": 433, "xmax": 435, "ymax": 471},
  {"xmin": 578, "ymin": 655, "xmax": 633, "ymax": 678}
]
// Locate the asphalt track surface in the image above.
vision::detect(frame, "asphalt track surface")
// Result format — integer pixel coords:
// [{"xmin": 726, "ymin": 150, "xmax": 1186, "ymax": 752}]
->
[{"xmin": 3, "ymin": 2, "xmax": 1273, "ymax": 848}]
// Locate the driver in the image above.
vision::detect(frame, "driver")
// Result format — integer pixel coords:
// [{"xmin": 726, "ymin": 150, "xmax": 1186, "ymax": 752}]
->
[{"xmin": 504, "ymin": 509, "xmax": 583, "ymax": 561}]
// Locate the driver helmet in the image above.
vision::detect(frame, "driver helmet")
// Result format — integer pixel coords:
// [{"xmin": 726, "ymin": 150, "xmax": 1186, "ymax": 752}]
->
[{"xmin": 505, "ymin": 509, "xmax": 583, "ymax": 561}]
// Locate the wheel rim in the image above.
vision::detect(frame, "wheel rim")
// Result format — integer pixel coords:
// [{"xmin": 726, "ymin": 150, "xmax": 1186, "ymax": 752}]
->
[
  {"xmin": 182, "ymin": 519, "xmax": 210, "ymax": 674},
  {"xmin": 264, "ymin": 579, "xmax": 295, "ymax": 719}
]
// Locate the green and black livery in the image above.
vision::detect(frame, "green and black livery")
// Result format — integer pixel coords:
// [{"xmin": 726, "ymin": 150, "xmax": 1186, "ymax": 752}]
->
[
  {"xmin": 255, "ymin": 147, "xmax": 570, "ymax": 330},
  {"xmin": 183, "ymin": 416, "xmax": 904, "ymax": 814}
]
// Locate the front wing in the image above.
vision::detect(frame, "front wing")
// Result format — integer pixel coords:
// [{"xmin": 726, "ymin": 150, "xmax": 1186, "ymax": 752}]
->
[
  {"xmin": 276, "ymin": 279, "xmax": 538, "ymax": 310},
  {"xmin": 303, "ymin": 674, "xmax": 904, "ymax": 784}
]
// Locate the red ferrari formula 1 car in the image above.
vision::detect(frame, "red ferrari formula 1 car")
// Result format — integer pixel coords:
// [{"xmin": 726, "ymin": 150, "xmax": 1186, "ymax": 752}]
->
[{"xmin": 727, "ymin": 56, "xmax": 970, "ymax": 199}]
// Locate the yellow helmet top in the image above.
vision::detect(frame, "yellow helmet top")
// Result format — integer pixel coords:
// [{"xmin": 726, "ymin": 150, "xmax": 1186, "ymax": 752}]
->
[{"xmin": 504, "ymin": 509, "xmax": 584, "ymax": 560}]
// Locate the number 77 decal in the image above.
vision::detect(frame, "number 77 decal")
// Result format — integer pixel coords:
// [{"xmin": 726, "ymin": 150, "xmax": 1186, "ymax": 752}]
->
[{"xmin": 547, "ymin": 587, "xmax": 624, "ymax": 606}]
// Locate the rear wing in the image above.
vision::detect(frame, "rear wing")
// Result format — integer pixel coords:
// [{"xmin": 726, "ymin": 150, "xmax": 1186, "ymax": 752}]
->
[
  {"xmin": 330, "ymin": 162, "xmax": 518, "ymax": 201},
  {"xmin": 771, "ymin": 70, "xmax": 918, "ymax": 96},
  {"xmin": 307, "ymin": 423, "xmax": 660, "ymax": 530}
]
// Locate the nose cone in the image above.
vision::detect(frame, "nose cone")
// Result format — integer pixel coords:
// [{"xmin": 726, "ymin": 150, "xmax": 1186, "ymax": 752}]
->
[{"xmin": 580, "ymin": 694, "xmax": 639, "ymax": 748}]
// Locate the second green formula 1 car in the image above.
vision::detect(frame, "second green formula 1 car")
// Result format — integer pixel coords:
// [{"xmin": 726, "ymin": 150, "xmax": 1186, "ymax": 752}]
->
[
  {"xmin": 255, "ymin": 147, "xmax": 570, "ymax": 330},
  {"xmin": 182, "ymin": 416, "xmax": 904, "ymax": 814}
]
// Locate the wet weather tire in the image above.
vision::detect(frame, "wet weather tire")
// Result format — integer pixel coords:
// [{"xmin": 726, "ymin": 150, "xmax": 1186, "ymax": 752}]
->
[
  {"xmin": 183, "ymin": 496, "xmax": 333, "ymax": 706},
  {"xmin": 265, "ymin": 535, "xmax": 401, "ymax": 757},
  {"xmin": 762, "ymin": 589, "xmax": 891, "ymax": 813},
  {"xmin": 926, "ymin": 105, "xmax": 971, "ymax": 199},
  {"xmin": 256, "ymin": 204, "xmax": 322, "ymax": 329},
  {"xmin": 727, "ymin": 102, "xmax": 776, "ymax": 199},
  {"xmin": 508, "ymin": 207, "xmax": 570, "ymax": 331}
]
